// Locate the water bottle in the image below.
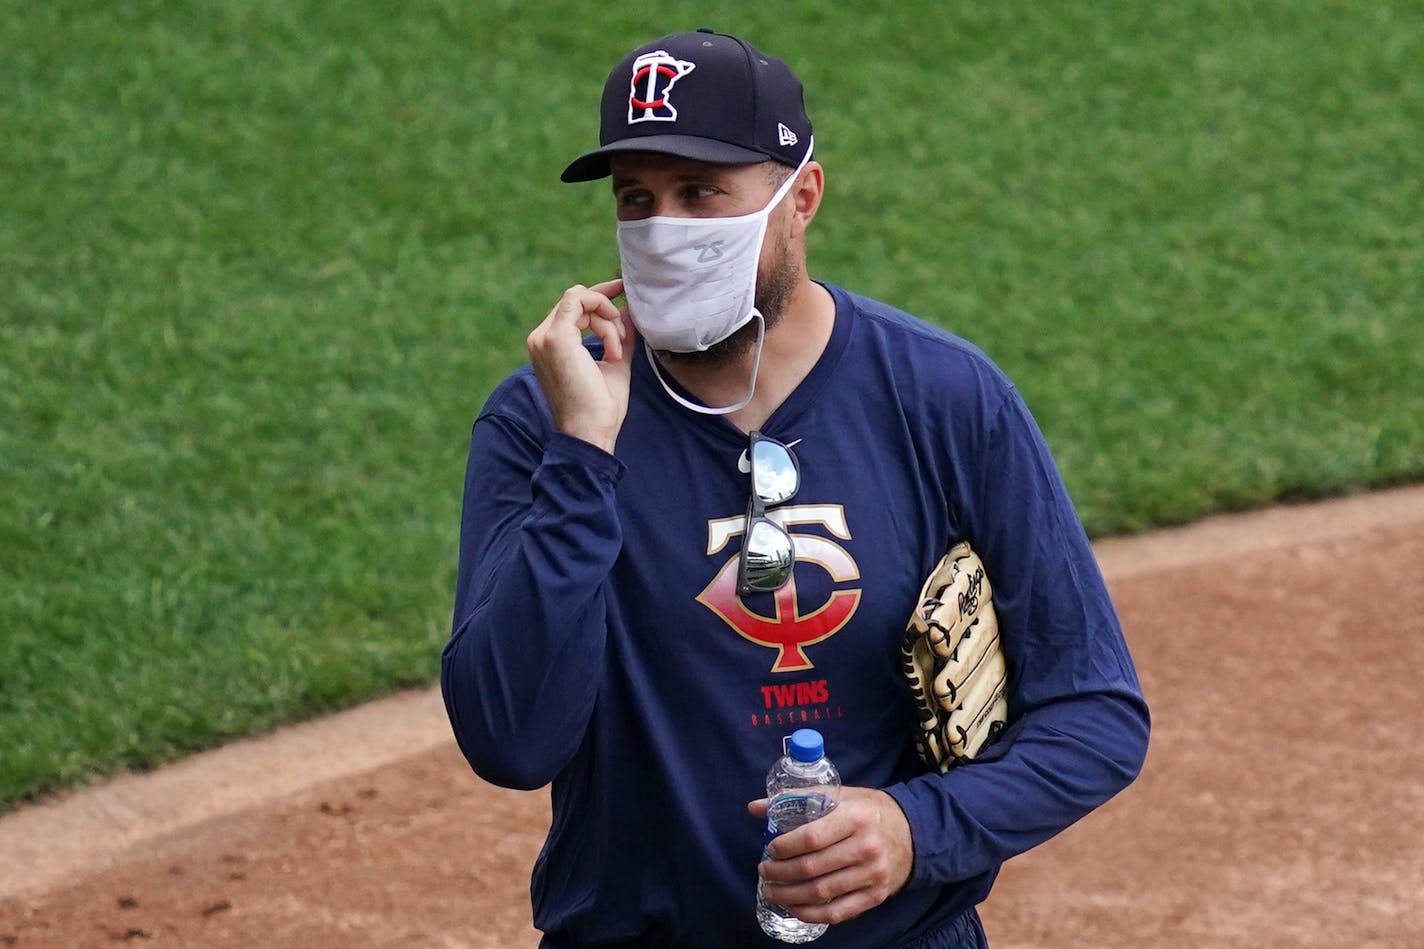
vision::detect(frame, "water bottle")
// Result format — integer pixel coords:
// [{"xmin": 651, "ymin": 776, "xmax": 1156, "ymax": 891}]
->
[{"xmin": 756, "ymin": 728, "xmax": 841, "ymax": 943}]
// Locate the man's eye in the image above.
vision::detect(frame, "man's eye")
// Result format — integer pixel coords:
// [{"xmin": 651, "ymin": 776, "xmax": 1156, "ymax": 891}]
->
[{"xmin": 686, "ymin": 185, "xmax": 719, "ymax": 201}]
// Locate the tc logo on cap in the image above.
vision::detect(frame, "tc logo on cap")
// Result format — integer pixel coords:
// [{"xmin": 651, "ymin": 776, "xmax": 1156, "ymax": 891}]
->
[{"xmin": 627, "ymin": 50, "xmax": 695, "ymax": 124}]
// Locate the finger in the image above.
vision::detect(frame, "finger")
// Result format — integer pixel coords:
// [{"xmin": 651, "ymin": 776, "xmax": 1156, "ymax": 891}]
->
[
  {"xmin": 576, "ymin": 290, "xmax": 623, "ymax": 331},
  {"xmin": 746, "ymin": 798, "xmax": 769, "ymax": 819},
  {"xmin": 759, "ymin": 862, "xmax": 859, "ymax": 909},
  {"xmin": 763, "ymin": 807, "xmax": 855, "ymax": 862},
  {"xmin": 547, "ymin": 284, "xmax": 621, "ymax": 330},
  {"xmin": 539, "ymin": 285, "xmax": 626, "ymax": 360},
  {"xmin": 588, "ymin": 312, "xmax": 625, "ymax": 362},
  {"xmin": 776, "ymin": 882, "xmax": 882, "ymax": 927},
  {"xmin": 619, "ymin": 304, "xmax": 635, "ymax": 343},
  {"xmin": 590, "ymin": 277, "xmax": 624, "ymax": 301},
  {"xmin": 572, "ymin": 286, "xmax": 624, "ymax": 356},
  {"xmin": 758, "ymin": 831, "xmax": 861, "ymax": 885},
  {"xmin": 586, "ymin": 279, "xmax": 630, "ymax": 346}
]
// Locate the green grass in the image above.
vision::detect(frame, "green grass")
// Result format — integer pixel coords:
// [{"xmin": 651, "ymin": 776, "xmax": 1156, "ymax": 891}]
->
[{"xmin": 2, "ymin": 0, "xmax": 1421, "ymax": 811}]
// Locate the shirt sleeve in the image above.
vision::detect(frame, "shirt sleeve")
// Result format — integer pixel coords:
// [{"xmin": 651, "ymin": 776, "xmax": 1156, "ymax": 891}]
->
[
  {"xmin": 884, "ymin": 382, "xmax": 1151, "ymax": 887},
  {"xmin": 440, "ymin": 401, "xmax": 627, "ymax": 791}
]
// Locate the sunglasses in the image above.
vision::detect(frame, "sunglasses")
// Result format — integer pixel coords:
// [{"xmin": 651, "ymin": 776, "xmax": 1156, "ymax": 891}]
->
[{"xmin": 737, "ymin": 431, "xmax": 801, "ymax": 596}]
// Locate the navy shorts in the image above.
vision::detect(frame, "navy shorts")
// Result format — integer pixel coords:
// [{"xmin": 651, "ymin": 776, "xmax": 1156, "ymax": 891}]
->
[{"xmin": 899, "ymin": 907, "xmax": 990, "ymax": 949}]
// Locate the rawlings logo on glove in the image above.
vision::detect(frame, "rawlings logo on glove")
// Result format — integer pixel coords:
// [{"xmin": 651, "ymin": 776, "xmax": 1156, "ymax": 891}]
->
[{"xmin": 901, "ymin": 541, "xmax": 1010, "ymax": 772}]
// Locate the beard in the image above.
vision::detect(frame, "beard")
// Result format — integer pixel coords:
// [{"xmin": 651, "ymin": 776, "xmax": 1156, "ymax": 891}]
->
[{"xmin": 656, "ymin": 230, "xmax": 799, "ymax": 369}]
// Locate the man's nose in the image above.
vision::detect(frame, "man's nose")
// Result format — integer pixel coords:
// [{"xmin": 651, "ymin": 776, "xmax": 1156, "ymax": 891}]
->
[{"xmin": 649, "ymin": 193, "xmax": 680, "ymax": 217}]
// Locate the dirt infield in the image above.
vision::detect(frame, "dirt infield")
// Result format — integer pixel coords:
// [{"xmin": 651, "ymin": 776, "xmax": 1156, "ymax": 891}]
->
[{"xmin": 3, "ymin": 486, "xmax": 1422, "ymax": 948}]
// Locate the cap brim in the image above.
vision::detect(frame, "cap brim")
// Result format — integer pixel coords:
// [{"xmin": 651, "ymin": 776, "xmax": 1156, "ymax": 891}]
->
[{"xmin": 560, "ymin": 135, "xmax": 770, "ymax": 183}]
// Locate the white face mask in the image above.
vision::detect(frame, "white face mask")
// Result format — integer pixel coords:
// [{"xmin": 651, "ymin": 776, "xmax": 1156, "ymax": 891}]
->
[{"xmin": 616, "ymin": 140, "xmax": 813, "ymax": 415}]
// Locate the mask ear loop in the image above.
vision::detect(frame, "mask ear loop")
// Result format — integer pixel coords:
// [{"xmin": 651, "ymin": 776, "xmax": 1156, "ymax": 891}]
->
[{"xmin": 643, "ymin": 311, "xmax": 765, "ymax": 416}]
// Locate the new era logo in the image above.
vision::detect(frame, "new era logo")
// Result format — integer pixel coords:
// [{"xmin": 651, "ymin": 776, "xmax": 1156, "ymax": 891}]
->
[{"xmin": 777, "ymin": 122, "xmax": 799, "ymax": 146}]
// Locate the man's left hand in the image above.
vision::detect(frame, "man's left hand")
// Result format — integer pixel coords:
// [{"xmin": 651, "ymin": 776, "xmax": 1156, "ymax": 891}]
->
[{"xmin": 749, "ymin": 787, "xmax": 913, "ymax": 925}]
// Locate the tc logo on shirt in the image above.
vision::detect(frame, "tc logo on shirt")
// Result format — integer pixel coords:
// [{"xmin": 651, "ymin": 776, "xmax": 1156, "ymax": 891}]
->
[{"xmin": 696, "ymin": 504, "xmax": 862, "ymax": 672}]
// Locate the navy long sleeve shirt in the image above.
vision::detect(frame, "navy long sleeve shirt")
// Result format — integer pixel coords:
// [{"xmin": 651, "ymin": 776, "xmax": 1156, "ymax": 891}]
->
[{"xmin": 443, "ymin": 283, "xmax": 1150, "ymax": 948}]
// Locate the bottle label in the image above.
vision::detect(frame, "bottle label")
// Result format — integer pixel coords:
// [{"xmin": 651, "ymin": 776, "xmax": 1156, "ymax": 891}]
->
[{"xmin": 763, "ymin": 792, "xmax": 834, "ymax": 847}]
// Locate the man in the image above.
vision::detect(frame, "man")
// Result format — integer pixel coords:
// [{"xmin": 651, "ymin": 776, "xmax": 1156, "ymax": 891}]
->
[{"xmin": 442, "ymin": 29, "xmax": 1149, "ymax": 949}]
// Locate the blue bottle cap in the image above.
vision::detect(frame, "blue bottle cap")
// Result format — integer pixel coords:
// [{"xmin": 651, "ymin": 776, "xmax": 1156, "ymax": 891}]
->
[{"xmin": 788, "ymin": 728, "xmax": 824, "ymax": 763}]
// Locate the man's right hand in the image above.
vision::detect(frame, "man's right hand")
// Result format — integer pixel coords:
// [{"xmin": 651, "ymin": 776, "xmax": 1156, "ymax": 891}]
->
[{"xmin": 526, "ymin": 279, "xmax": 633, "ymax": 454}]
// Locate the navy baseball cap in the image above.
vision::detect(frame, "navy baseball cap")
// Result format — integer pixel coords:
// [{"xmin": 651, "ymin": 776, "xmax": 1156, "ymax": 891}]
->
[{"xmin": 560, "ymin": 29, "xmax": 813, "ymax": 183}]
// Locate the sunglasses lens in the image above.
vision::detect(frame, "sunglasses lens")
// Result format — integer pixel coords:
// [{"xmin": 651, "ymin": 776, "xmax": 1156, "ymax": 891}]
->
[
  {"xmin": 740, "ymin": 518, "xmax": 795, "ymax": 593},
  {"xmin": 751, "ymin": 439, "xmax": 799, "ymax": 506}
]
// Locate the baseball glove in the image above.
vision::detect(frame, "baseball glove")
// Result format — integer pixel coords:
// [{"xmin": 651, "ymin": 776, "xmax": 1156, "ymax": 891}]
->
[{"xmin": 902, "ymin": 541, "xmax": 1009, "ymax": 772}]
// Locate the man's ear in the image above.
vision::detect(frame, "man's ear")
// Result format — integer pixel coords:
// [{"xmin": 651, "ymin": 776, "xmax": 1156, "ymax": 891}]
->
[{"xmin": 789, "ymin": 162, "xmax": 824, "ymax": 239}]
